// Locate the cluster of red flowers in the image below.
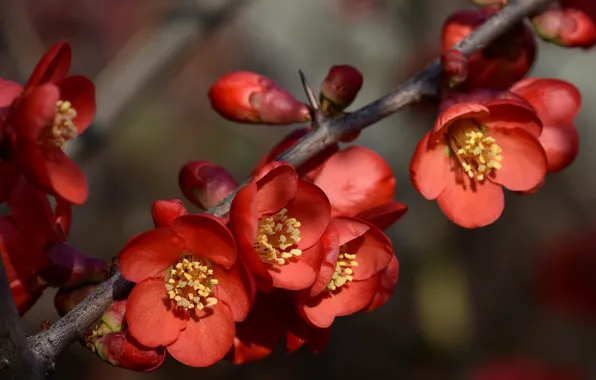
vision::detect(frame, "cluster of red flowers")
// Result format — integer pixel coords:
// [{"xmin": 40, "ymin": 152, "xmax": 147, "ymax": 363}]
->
[{"xmin": 0, "ymin": 0, "xmax": 590, "ymax": 374}]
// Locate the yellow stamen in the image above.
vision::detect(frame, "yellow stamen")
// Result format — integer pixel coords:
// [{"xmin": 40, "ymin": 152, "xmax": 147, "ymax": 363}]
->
[
  {"xmin": 39, "ymin": 100, "xmax": 78, "ymax": 147},
  {"xmin": 326, "ymin": 246, "xmax": 358, "ymax": 292},
  {"xmin": 253, "ymin": 208, "xmax": 302, "ymax": 265},
  {"xmin": 164, "ymin": 255, "xmax": 218, "ymax": 312}
]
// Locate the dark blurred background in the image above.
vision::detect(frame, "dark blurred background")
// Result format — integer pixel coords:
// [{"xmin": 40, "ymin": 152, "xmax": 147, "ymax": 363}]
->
[{"xmin": 2, "ymin": 0, "xmax": 596, "ymax": 378}]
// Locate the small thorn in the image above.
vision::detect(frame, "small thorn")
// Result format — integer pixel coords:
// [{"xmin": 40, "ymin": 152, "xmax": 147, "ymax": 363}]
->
[{"xmin": 299, "ymin": 69, "xmax": 320, "ymax": 112}]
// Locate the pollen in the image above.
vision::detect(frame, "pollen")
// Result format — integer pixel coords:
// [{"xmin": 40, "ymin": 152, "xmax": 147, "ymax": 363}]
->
[
  {"xmin": 326, "ymin": 246, "xmax": 358, "ymax": 292},
  {"xmin": 253, "ymin": 208, "xmax": 302, "ymax": 265},
  {"xmin": 164, "ymin": 255, "xmax": 218, "ymax": 311},
  {"xmin": 448, "ymin": 124, "xmax": 502, "ymax": 181},
  {"xmin": 40, "ymin": 100, "xmax": 78, "ymax": 147}
]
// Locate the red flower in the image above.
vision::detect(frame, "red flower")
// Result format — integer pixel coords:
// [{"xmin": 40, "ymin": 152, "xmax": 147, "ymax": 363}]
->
[
  {"xmin": 410, "ymin": 97, "xmax": 547, "ymax": 228},
  {"xmin": 119, "ymin": 214, "xmax": 254, "ymax": 367},
  {"xmin": 4, "ymin": 42, "xmax": 95, "ymax": 204},
  {"xmin": 511, "ymin": 78, "xmax": 581, "ymax": 172},
  {"xmin": 535, "ymin": 228, "xmax": 596, "ymax": 322},
  {"xmin": 442, "ymin": 8, "xmax": 536, "ymax": 91},
  {"xmin": 297, "ymin": 217, "xmax": 395, "ymax": 328},
  {"xmin": 230, "ymin": 162, "xmax": 331, "ymax": 291},
  {"xmin": 471, "ymin": 357, "xmax": 584, "ymax": 380},
  {"xmin": 227, "ymin": 291, "xmax": 329, "ymax": 364},
  {"xmin": 178, "ymin": 161, "xmax": 238, "ymax": 210},
  {"xmin": 208, "ymin": 71, "xmax": 310, "ymax": 125},
  {"xmin": 311, "ymin": 146, "xmax": 396, "ymax": 216}
]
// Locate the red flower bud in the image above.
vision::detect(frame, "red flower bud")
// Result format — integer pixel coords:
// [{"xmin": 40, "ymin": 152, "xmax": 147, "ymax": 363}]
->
[
  {"xmin": 151, "ymin": 199, "xmax": 188, "ymax": 227},
  {"xmin": 533, "ymin": 9, "xmax": 596, "ymax": 48},
  {"xmin": 442, "ymin": 7, "xmax": 536, "ymax": 91},
  {"xmin": 101, "ymin": 300, "xmax": 127, "ymax": 333},
  {"xmin": 95, "ymin": 330, "xmax": 166, "ymax": 372},
  {"xmin": 39, "ymin": 243, "xmax": 108, "ymax": 288},
  {"xmin": 320, "ymin": 65, "xmax": 363, "ymax": 113},
  {"xmin": 209, "ymin": 71, "xmax": 310, "ymax": 125},
  {"xmin": 441, "ymin": 49, "xmax": 469, "ymax": 87},
  {"xmin": 178, "ymin": 161, "xmax": 238, "ymax": 209},
  {"xmin": 54, "ymin": 284, "xmax": 98, "ymax": 316}
]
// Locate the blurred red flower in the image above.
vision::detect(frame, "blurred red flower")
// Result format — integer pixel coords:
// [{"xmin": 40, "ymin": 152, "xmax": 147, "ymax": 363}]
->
[
  {"xmin": 410, "ymin": 97, "xmax": 547, "ymax": 228},
  {"xmin": 119, "ymin": 214, "xmax": 254, "ymax": 367},
  {"xmin": 3, "ymin": 42, "xmax": 95, "ymax": 205},
  {"xmin": 230, "ymin": 162, "xmax": 331, "ymax": 291},
  {"xmin": 442, "ymin": 7, "xmax": 536, "ymax": 91},
  {"xmin": 511, "ymin": 78, "xmax": 581, "ymax": 173}
]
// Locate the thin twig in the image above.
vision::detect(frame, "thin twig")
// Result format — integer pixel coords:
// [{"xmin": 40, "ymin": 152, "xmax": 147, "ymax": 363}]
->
[{"xmin": 22, "ymin": 0, "xmax": 553, "ymax": 375}]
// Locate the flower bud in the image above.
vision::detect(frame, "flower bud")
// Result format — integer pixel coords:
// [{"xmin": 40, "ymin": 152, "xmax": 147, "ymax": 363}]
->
[
  {"xmin": 39, "ymin": 243, "xmax": 108, "ymax": 288},
  {"xmin": 320, "ymin": 65, "xmax": 363, "ymax": 113},
  {"xmin": 54, "ymin": 284, "xmax": 98, "ymax": 316},
  {"xmin": 209, "ymin": 71, "xmax": 310, "ymax": 125},
  {"xmin": 94, "ymin": 330, "xmax": 166, "ymax": 372},
  {"xmin": 151, "ymin": 199, "xmax": 188, "ymax": 227},
  {"xmin": 178, "ymin": 161, "xmax": 238, "ymax": 209},
  {"xmin": 533, "ymin": 9, "xmax": 596, "ymax": 48},
  {"xmin": 441, "ymin": 49, "xmax": 468, "ymax": 87},
  {"xmin": 472, "ymin": 0, "xmax": 507, "ymax": 7},
  {"xmin": 442, "ymin": 7, "xmax": 536, "ymax": 91},
  {"xmin": 100, "ymin": 300, "xmax": 127, "ymax": 333}
]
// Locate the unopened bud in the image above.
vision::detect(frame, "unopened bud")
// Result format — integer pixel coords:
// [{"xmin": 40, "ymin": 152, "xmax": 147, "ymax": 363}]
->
[
  {"xmin": 472, "ymin": 0, "xmax": 507, "ymax": 7},
  {"xmin": 533, "ymin": 9, "xmax": 596, "ymax": 48},
  {"xmin": 179, "ymin": 161, "xmax": 238, "ymax": 209},
  {"xmin": 54, "ymin": 284, "xmax": 98, "ymax": 316},
  {"xmin": 441, "ymin": 49, "xmax": 468, "ymax": 87},
  {"xmin": 100, "ymin": 300, "xmax": 127, "ymax": 333},
  {"xmin": 94, "ymin": 330, "xmax": 166, "ymax": 372},
  {"xmin": 151, "ymin": 199, "xmax": 188, "ymax": 227},
  {"xmin": 40, "ymin": 243, "xmax": 108, "ymax": 288},
  {"xmin": 209, "ymin": 71, "xmax": 310, "ymax": 125},
  {"xmin": 320, "ymin": 65, "xmax": 363, "ymax": 113}
]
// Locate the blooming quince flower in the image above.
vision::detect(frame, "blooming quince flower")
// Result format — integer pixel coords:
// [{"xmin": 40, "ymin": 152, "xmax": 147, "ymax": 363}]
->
[
  {"xmin": 410, "ymin": 97, "xmax": 547, "ymax": 228},
  {"xmin": 511, "ymin": 78, "xmax": 581, "ymax": 173},
  {"xmin": 230, "ymin": 162, "xmax": 331, "ymax": 291},
  {"xmin": 119, "ymin": 214, "xmax": 254, "ymax": 367},
  {"xmin": 4, "ymin": 42, "xmax": 95, "ymax": 204},
  {"xmin": 297, "ymin": 217, "xmax": 395, "ymax": 328}
]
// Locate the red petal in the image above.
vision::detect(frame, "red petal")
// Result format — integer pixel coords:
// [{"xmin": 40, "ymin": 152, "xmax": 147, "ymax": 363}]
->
[
  {"xmin": 12, "ymin": 84, "xmax": 59, "ymax": 141},
  {"xmin": 0, "ymin": 79, "xmax": 22, "ymax": 107},
  {"xmin": 25, "ymin": 42, "xmax": 71, "ymax": 89},
  {"xmin": 437, "ymin": 176, "xmax": 504, "ymax": 228},
  {"xmin": 309, "ymin": 226, "xmax": 340, "ymax": 297},
  {"xmin": 488, "ymin": 128, "xmax": 547, "ymax": 191},
  {"xmin": 54, "ymin": 197, "xmax": 72, "ymax": 240},
  {"xmin": 57, "ymin": 75, "xmax": 96, "ymax": 134},
  {"xmin": 286, "ymin": 318, "xmax": 330, "ymax": 354},
  {"xmin": 269, "ymin": 242, "xmax": 322, "ymax": 290},
  {"xmin": 151, "ymin": 199, "xmax": 188, "ymax": 228},
  {"xmin": 126, "ymin": 278, "xmax": 187, "ymax": 347},
  {"xmin": 254, "ymin": 162, "xmax": 298, "ymax": 215},
  {"xmin": 213, "ymin": 262, "xmax": 253, "ymax": 322},
  {"xmin": 8, "ymin": 177, "xmax": 56, "ymax": 246},
  {"xmin": 484, "ymin": 99, "xmax": 542, "ymax": 138},
  {"xmin": 539, "ymin": 123, "xmax": 579, "ymax": 173},
  {"xmin": 0, "ymin": 163, "xmax": 21, "ymax": 204},
  {"xmin": 119, "ymin": 228, "xmax": 185, "ymax": 283},
  {"xmin": 347, "ymin": 222, "xmax": 393, "ymax": 281},
  {"xmin": 432, "ymin": 103, "xmax": 489, "ymax": 135},
  {"xmin": 365, "ymin": 255, "xmax": 399, "ymax": 312},
  {"xmin": 0, "ymin": 216, "xmax": 48, "ymax": 284},
  {"xmin": 330, "ymin": 217, "xmax": 370, "ymax": 246},
  {"xmin": 166, "ymin": 303, "xmax": 235, "ymax": 367},
  {"xmin": 228, "ymin": 293, "xmax": 285, "ymax": 364},
  {"xmin": 355, "ymin": 202, "xmax": 408, "ymax": 231},
  {"xmin": 410, "ymin": 132, "xmax": 449, "ymax": 200},
  {"xmin": 14, "ymin": 140, "xmax": 52, "ymax": 192},
  {"xmin": 313, "ymin": 146, "xmax": 395, "ymax": 217},
  {"xmin": 285, "ymin": 180, "xmax": 331, "ymax": 250},
  {"xmin": 229, "ymin": 183, "xmax": 272, "ymax": 290},
  {"xmin": 171, "ymin": 214, "xmax": 237, "ymax": 268},
  {"xmin": 44, "ymin": 147, "xmax": 88, "ymax": 205}
]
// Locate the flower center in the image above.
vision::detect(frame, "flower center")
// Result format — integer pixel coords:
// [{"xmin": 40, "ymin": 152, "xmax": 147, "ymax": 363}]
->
[
  {"xmin": 40, "ymin": 100, "xmax": 77, "ymax": 147},
  {"xmin": 253, "ymin": 208, "xmax": 302, "ymax": 265},
  {"xmin": 164, "ymin": 255, "xmax": 218, "ymax": 311},
  {"xmin": 326, "ymin": 246, "xmax": 358, "ymax": 292},
  {"xmin": 448, "ymin": 121, "xmax": 503, "ymax": 181}
]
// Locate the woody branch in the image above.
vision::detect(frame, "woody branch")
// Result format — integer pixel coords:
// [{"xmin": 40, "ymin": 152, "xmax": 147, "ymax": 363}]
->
[{"xmin": 0, "ymin": 0, "xmax": 553, "ymax": 378}]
